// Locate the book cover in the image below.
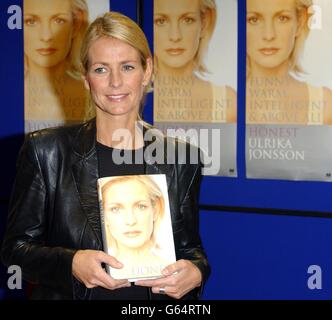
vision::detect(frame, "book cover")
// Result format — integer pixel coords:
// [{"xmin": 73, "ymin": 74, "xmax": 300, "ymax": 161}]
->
[{"xmin": 97, "ymin": 174, "xmax": 176, "ymax": 281}]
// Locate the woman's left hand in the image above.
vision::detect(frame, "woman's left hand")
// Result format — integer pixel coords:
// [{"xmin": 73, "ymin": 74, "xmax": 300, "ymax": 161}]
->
[{"xmin": 135, "ymin": 259, "xmax": 202, "ymax": 299}]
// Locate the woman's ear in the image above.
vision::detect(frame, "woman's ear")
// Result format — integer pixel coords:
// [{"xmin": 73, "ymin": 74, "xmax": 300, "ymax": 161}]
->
[
  {"xmin": 81, "ymin": 75, "xmax": 90, "ymax": 91},
  {"xmin": 296, "ymin": 8, "xmax": 307, "ymax": 37},
  {"xmin": 200, "ymin": 8, "xmax": 212, "ymax": 39}
]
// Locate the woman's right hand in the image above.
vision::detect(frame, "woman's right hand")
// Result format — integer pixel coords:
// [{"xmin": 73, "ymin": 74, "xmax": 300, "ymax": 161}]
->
[{"xmin": 72, "ymin": 249, "xmax": 131, "ymax": 290}]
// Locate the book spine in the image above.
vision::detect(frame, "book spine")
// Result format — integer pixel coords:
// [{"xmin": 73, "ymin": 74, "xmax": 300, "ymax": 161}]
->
[{"xmin": 98, "ymin": 190, "xmax": 111, "ymax": 275}]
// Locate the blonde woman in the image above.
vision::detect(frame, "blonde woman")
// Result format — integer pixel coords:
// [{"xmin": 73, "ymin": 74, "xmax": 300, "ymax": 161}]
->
[
  {"xmin": 246, "ymin": 0, "xmax": 332, "ymax": 125},
  {"xmin": 100, "ymin": 175, "xmax": 173, "ymax": 280},
  {"xmin": 2, "ymin": 12, "xmax": 209, "ymax": 300},
  {"xmin": 24, "ymin": 0, "xmax": 88, "ymax": 130},
  {"xmin": 154, "ymin": 0, "xmax": 237, "ymax": 123}
]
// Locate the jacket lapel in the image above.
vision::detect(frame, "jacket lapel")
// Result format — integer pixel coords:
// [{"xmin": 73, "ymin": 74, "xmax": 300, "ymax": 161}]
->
[{"xmin": 71, "ymin": 120, "xmax": 102, "ymax": 248}]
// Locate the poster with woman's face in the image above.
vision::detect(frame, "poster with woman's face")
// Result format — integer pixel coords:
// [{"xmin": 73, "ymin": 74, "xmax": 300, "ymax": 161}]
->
[
  {"xmin": 24, "ymin": 0, "xmax": 110, "ymax": 133},
  {"xmin": 246, "ymin": 0, "xmax": 332, "ymax": 181},
  {"xmin": 153, "ymin": 0, "xmax": 238, "ymax": 176}
]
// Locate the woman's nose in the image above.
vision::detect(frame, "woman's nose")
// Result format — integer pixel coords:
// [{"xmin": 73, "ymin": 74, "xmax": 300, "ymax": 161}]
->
[
  {"xmin": 109, "ymin": 70, "xmax": 123, "ymax": 88},
  {"xmin": 125, "ymin": 209, "xmax": 137, "ymax": 226},
  {"xmin": 169, "ymin": 22, "xmax": 182, "ymax": 42},
  {"xmin": 263, "ymin": 20, "xmax": 276, "ymax": 41},
  {"xmin": 40, "ymin": 22, "xmax": 53, "ymax": 42}
]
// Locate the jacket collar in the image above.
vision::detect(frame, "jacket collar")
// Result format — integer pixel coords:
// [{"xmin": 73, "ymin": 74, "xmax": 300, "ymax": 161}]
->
[
  {"xmin": 72, "ymin": 118, "xmax": 97, "ymax": 158},
  {"xmin": 71, "ymin": 118, "xmax": 172, "ymax": 167}
]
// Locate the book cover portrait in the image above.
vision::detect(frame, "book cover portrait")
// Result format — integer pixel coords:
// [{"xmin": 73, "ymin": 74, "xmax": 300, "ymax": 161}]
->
[{"xmin": 97, "ymin": 174, "xmax": 176, "ymax": 281}]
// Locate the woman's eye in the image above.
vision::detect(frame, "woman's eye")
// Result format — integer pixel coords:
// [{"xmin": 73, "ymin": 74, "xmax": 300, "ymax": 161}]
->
[
  {"xmin": 183, "ymin": 17, "xmax": 195, "ymax": 24},
  {"xmin": 136, "ymin": 204, "xmax": 147, "ymax": 211},
  {"xmin": 154, "ymin": 17, "xmax": 166, "ymax": 26},
  {"xmin": 247, "ymin": 16, "xmax": 259, "ymax": 25},
  {"xmin": 123, "ymin": 65, "xmax": 134, "ymax": 72},
  {"xmin": 278, "ymin": 15, "xmax": 290, "ymax": 23},
  {"xmin": 24, "ymin": 18, "xmax": 37, "ymax": 26},
  {"xmin": 109, "ymin": 206, "xmax": 120, "ymax": 213},
  {"xmin": 94, "ymin": 67, "xmax": 106, "ymax": 74},
  {"xmin": 54, "ymin": 18, "xmax": 66, "ymax": 25}
]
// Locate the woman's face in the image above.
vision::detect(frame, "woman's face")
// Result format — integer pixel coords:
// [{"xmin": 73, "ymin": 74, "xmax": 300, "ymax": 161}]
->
[
  {"xmin": 83, "ymin": 37, "xmax": 152, "ymax": 118},
  {"xmin": 103, "ymin": 180, "xmax": 157, "ymax": 249},
  {"xmin": 24, "ymin": 0, "xmax": 76, "ymax": 69},
  {"xmin": 247, "ymin": 0, "xmax": 304, "ymax": 72},
  {"xmin": 154, "ymin": 0, "xmax": 204, "ymax": 71}
]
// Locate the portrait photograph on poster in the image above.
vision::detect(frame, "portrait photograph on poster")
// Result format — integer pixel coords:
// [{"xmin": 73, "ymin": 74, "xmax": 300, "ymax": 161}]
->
[
  {"xmin": 97, "ymin": 174, "xmax": 176, "ymax": 282},
  {"xmin": 153, "ymin": 0, "xmax": 238, "ymax": 177},
  {"xmin": 246, "ymin": 0, "xmax": 332, "ymax": 181},
  {"xmin": 23, "ymin": 0, "xmax": 110, "ymax": 133}
]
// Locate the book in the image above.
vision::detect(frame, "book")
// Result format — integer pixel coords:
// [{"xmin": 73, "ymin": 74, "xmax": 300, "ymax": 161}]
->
[{"xmin": 97, "ymin": 174, "xmax": 176, "ymax": 281}]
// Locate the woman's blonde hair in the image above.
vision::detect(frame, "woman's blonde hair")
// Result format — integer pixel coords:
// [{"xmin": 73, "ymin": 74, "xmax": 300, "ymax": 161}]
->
[
  {"xmin": 101, "ymin": 175, "xmax": 165, "ymax": 253},
  {"xmin": 247, "ymin": 0, "xmax": 313, "ymax": 77},
  {"xmin": 290, "ymin": 0, "xmax": 313, "ymax": 74},
  {"xmin": 80, "ymin": 11, "xmax": 153, "ymax": 119},
  {"xmin": 67, "ymin": 0, "xmax": 89, "ymax": 78},
  {"xmin": 24, "ymin": 0, "xmax": 89, "ymax": 78},
  {"xmin": 196, "ymin": 0, "xmax": 217, "ymax": 75}
]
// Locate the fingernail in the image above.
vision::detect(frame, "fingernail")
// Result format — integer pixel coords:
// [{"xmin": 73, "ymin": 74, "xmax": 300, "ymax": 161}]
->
[{"xmin": 162, "ymin": 269, "xmax": 169, "ymax": 275}]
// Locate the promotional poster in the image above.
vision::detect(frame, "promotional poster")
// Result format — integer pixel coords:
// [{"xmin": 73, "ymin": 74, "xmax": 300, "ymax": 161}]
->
[
  {"xmin": 153, "ymin": 0, "xmax": 238, "ymax": 176},
  {"xmin": 24, "ymin": 0, "xmax": 109, "ymax": 133},
  {"xmin": 246, "ymin": 0, "xmax": 332, "ymax": 181}
]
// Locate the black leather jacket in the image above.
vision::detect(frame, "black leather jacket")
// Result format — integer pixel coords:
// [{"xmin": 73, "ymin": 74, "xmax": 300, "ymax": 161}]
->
[{"xmin": 1, "ymin": 119, "xmax": 210, "ymax": 299}]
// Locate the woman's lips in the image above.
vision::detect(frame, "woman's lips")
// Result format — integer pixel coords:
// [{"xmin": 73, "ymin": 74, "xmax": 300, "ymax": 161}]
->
[
  {"xmin": 36, "ymin": 48, "xmax": 57, "ymax": 56},
  {"xmin": 124, "ymin": 231, "xmax": 141, "ymax": 238},
  {"xmin": 106, "ymin": 94, "xmax": 129, "ymax": 102},
  {"xmin": 166, "ymin": 48, "xmax": 185, "ymax": 56},
  {"xmin": 259, "ymin": 48, "xmax": 279, "ymax": 56}
]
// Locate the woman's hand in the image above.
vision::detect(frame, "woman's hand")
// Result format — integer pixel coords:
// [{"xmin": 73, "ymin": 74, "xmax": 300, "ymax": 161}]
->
[
  {"xmin": 72, "ymin": 249, "xmax": 131, "ymax": 290},
  {"xmin": 135, "ymin": 259, "xmax": 202, "ymax": 299}
]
